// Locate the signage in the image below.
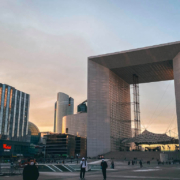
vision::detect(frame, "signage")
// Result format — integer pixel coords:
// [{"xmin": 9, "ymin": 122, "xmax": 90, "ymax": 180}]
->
[
  {"xmin": 16, "ymin": 154, "xmax": 23, "ymax": 156},
  {"xmin": 4, "ymin": 149, "xmax": 10, "ymax": 152},
  {"xmin": 3, "ymin": 144, "xmax": 12, "ymax": 150}
]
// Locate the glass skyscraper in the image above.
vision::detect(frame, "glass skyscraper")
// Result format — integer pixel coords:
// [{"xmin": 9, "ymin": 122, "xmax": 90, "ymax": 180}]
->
[{"xmin": 0, "ymin": 83, "xmax": 30, "ymax": 141}]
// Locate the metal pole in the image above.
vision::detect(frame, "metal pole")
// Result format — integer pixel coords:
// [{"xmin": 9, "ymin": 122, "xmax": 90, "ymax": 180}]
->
[
  {"xmin": 44, "ymin": 145, "xmax": 46, "ymax": 163},
  {"xmin": 133, "ymin": 74, "xmax": 141, "ymax": 137}
]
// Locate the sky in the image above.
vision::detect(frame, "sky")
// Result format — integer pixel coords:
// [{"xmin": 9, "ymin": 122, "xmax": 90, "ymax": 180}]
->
[{"xmin": 0, "ymin": 0, "xmax": 180, "ymax": 136}]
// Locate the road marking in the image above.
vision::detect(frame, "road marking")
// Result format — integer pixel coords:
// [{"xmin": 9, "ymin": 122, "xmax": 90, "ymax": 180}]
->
[
  {"xmin": 45, "ymin": 165, "xmax": 55, "ymax": 172},
  {"xmin": 108, "ymin": 175, "xmax": 180, "ymax": 179},
  {"xmin": 133, "ymin": 169, "xmax": 162, "ymax": 172}
]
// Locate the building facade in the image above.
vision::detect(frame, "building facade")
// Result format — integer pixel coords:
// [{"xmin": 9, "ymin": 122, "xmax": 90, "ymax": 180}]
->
[
  {"xmin": 62, "ymin": 113, "xmax": 87, "ymax": 137},
  {"xmin": 77, "ymin": 100, "xmax": 87, "ymax": 113},
  {"xmin": 0, "ymin": 139, "xmax": 30, "ymax": 158},
  {"xmin": 44, "ymin": 133, "xmax": 86, "ymax": 158},
  {"xmin": 88, "ymin": 62, "xmax": 131, "ymax": 156},
  {"xmin": 0, "ymin": 83, "xmax": 30, "ymax": 141},
  {"xmin": 28, "ymin": 122, "xmax": 40, "ymax": 144},
  {"xmin": 54, "ymin": 92, "xmax": 74, "ymax": 133},
  {"xmin": 54, "ymin": 102, "xmax": 57, "ymax": 132},
  {"xmin": 87, "ymin": 41, "xmax": 180, "ymax": 157}
]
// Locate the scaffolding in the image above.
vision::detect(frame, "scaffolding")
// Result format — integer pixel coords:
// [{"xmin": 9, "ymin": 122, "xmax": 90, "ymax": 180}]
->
[{"xmin": 133, "ymin": 74, "xmax": 141, "ymax": 137}]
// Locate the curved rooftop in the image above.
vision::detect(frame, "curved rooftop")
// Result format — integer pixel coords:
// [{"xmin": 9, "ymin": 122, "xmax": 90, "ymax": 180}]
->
[
  {"xmin": 28, "ymin": 122, "xmax": 40, "ymax": 136},
  {"xmin": 122, "ymin": 130, "xmax": 174, "ymax": 144}
]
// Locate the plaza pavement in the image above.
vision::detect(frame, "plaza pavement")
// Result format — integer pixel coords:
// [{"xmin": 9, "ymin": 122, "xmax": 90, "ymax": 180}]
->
[{"xmin": 1, "ymin": 162, "xmax": 180, "ymax": 180}]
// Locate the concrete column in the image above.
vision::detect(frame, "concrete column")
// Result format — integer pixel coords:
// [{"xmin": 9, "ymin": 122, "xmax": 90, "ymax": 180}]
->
[
  {"xmin": 173, "ymin": 52, "xmax": 180, "ymax": 148},
  {"xmin": 87, "ymin": 60, "xmax": 111, "ymax": 157}
]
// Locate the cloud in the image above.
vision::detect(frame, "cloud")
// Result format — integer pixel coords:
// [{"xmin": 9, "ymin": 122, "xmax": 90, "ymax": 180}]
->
[{"xmin": 0, "ymin": 22, "xmax": 94, "ymax": 131}]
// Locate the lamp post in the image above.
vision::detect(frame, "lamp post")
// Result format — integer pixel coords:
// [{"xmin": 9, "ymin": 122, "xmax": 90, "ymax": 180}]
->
[
  {"xmin": 44, "ymin": 145, "xmax": 46, "ymax": 163},
  {"xmin": 43, "ymin": 137, "xmax": 47, "ymax": 163}
]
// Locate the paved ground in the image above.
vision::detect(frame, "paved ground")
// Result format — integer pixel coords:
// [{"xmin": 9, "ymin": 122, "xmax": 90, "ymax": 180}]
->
[{"xmin": 1, "ymin": 163, "xmax": 180, "ymax": 180}]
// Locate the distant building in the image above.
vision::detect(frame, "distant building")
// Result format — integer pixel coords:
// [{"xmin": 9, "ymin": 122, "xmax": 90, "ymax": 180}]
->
[
  {"xmin": 39, "ymin": 132, "xmax": 52, "ymax": 144},
  {"xmin": 0, "ymin": 83, "xmax": 30, "ymax": 141},
  {"xmin": 28, "ymin": 122, "xmax": 40, "ymax": 144},
  {"xmin": 62, "ymin": 113, "xmax": 87, "ymax": 137},
  {"xmin": 54, "ymin": 92, "xmax": 74, "ymax": 133},
  {"xmin": 43, "ymin": 133, "xmax": 86, "ymax": 158},
  {"xmin": 54, "ymin": 102, "xmax": 57, "ymax": 132},
  {"xmin": 0, "ymin": 139, "xmax": 30, "ymax": 158},
  {"xmin": 77, "ymin": 100, "xmax": 87, "ymax": 113}
]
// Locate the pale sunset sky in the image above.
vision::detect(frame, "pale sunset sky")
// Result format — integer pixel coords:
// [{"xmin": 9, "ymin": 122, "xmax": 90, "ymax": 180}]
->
[{"xmin": 0, "ymin": 0, "xmax": 180, "ymax": 137}]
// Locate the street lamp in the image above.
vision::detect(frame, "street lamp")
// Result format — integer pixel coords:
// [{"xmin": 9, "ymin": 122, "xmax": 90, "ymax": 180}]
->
[{"xmin": 43, "ymin": 137, "xmax": 47, "ymax": 163}]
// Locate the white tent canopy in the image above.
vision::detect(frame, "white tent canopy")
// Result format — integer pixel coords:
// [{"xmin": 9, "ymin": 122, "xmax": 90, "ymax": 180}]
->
[{"xmin": 122, "ymin": 130, "xmax": 173, "ymax": 144}]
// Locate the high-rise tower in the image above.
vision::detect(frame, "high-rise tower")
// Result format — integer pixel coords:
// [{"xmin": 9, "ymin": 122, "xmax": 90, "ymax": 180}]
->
[
  {"xmin": 54, "ymin": 92, "xmax": 74, "ymax": 133},
  {"xmin": 0, "ymin": 83, "xmax": 30, "ymax": 141}
]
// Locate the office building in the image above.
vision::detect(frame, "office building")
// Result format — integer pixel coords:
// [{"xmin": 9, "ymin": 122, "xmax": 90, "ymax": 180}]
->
[
  {"xmin": 77, "ymin": 100, "xmax": 87, "ymax": 113},
  {"xmin": 54, "ymin": 92, "xmax": 74, "ymax": 133},
  {"xmin": 43, "ymin": 133, "xmax": 86, "ymax": 158},
  {"xmin": 54, "ymin": 102, "xmax": 57, "ymax": 132},
  {"xmin": 62, "ymin": 113, "xmax": 87, "ymax": 137},
  {"xmin": 0, "ymin": 83, "xmax": 30, "ymax": 141},
  {"xmin": 87, "ymin": 41, "xmax": 180, "ymax": 157},
  {"xmin": 0, "ymin": 139, "xmax": 30, "ymax": 158}
]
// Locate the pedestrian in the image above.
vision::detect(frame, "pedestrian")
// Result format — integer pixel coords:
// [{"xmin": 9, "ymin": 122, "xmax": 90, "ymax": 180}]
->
[
  {"xmin": 80, "ymin": 157, "xmax": 87, "ymax": 179},
  {"xmin": 23, "ymin": 157, "xmax": 39, "ymax": 180},
  {"xmin": 111, "ymin": 160, "xmax": 114, "ymax": 169},
  {"xmin": 10, "ymin": 161, "xmax": 14, "ymax": 174},
  {"xmin": 101, "ymin": 159, "xmax": 108, "ymax": 180},
  {"xmin": 139, "ymin": 160, "xmax": 143, "ymax": 168}
]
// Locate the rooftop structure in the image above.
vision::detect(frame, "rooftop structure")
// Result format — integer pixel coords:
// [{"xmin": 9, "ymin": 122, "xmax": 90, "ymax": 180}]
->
[
  {"xmin": 122, "ymin": 130, "xmax": 176, "ymax": 144},
  {"xmin": 28, "ymin": 122, "xmax": 40, "ymax": 136}
]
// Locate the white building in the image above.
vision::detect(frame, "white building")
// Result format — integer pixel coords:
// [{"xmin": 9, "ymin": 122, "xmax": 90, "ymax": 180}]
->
[
  {"xmin": 54, "ymin": 92, "xmax": 74, "ymax": 133},
  {"xmin": 62, "ymin": 113, "xmax": 87, "ymax": 137}
]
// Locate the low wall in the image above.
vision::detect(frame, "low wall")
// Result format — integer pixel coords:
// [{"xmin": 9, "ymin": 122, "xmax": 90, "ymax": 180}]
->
[{"xmin": 104, "ymin": 151, "xmax": 180, "ymax": 161}]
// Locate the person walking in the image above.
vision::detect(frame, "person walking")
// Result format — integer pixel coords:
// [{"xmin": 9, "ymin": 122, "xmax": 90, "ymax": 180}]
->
[
  {"xmin": 80, "ymin": 157, "xmax": 87, "ymax": 179},
  {"xmin": 139, "ymin": 160, "xmax": 143, "ymax": 168},
  {"xmin": 101, "ymin": 159, "xmax": 108, "ymax": 180},
  {"xmin": 111, "ymin": 160, "xmax": 114, "ymax": 169},
  {"xmin": 23, "ymin": 158, "xmax": 39, "ymax": 180}
]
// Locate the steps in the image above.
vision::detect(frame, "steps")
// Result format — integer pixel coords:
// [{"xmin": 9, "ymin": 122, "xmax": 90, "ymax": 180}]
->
[
  {"xmin": 38, "ymin": 164, "xmax": 71, "ymax": 172},
  {"xmin": 55, "ymin": 165, "xmax": 72, "ymax": 172}
]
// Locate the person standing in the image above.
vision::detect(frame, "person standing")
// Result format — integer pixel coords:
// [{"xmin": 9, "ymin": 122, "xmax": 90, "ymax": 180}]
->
[
  {"xmin": 23, "ymin": 158, "xmax": 39, "ymax": 180},
  {"xmin": 101, "ymin": 159, "xmax": 108, "ymax": 180},
  {"xmin": 80, "ymin": 157, "xmax": 87, "ymax": 179},
  {"xmin": 10, "ymin": 161, "xmax": 14, "ymax": 174},
  {"xmin": 111, "ymin": 160, "xmax": 114, "ymax": 169}
]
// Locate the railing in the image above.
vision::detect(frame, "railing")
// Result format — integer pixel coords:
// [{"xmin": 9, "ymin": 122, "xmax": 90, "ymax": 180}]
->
[{"xmin": 0, "ymin": 163, "xmax": 23, "ymax": 175}]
